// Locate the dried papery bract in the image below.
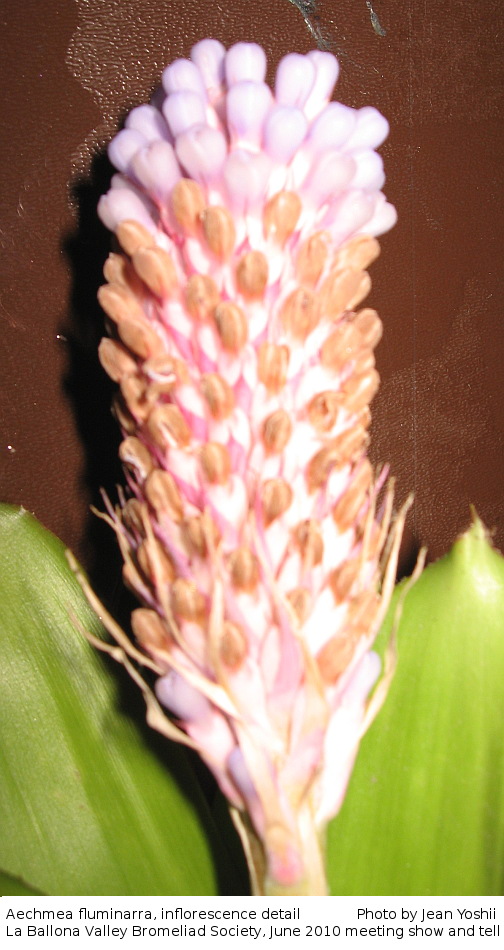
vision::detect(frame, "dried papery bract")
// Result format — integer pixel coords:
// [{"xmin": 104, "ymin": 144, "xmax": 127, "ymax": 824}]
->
[{"xmin": 90, "ymin": 39, "xmax": 409, "ymax": 896}]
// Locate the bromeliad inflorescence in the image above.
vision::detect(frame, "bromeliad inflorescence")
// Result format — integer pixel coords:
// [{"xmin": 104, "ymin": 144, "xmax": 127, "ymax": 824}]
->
[{"xmin": 83, "ymin": 39, "xmax": 411, "ymax": 895}]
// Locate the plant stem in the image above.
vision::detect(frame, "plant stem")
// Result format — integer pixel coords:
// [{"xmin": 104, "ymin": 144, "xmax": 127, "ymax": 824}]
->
[{"xmin": 231, "ymin": 802, "xmax": 328, "ymax": 896}]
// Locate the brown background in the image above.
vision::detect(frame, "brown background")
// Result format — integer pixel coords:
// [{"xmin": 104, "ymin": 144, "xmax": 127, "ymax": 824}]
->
[{"xmin": 1, "ymin": 0, "xmax": 503, "ymax": 593}]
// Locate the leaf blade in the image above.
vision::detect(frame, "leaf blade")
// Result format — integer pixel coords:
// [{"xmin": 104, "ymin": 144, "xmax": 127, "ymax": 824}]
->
[
  {"xmin": 327, "ymin": 516, "xmax": 504, "ymax": 895},
  {"xmin": 0, "ymin": 505, "xmax": 232, "ymax": 895}
]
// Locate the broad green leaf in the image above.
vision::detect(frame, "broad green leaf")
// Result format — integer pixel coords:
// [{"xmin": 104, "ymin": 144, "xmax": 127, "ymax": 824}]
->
[
  {"xmin": 0, "ymin": 870, "xmax": 44, "ymax": 896},
  {"xmin": 327, "ymin": 515, "xmax": 504, "ymax": 895},
  {"xmin": 0, "ymin": 505, "xmax": 241, "ymax": 896}
]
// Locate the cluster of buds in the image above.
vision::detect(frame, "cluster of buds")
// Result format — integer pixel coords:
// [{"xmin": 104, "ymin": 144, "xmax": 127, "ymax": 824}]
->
[{"xmin": 93, "ymin": 39, "xmax": 408, "ymax": 895}]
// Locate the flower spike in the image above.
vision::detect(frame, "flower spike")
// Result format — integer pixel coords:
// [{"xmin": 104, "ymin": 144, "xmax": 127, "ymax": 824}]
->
[{"xmin": 93, "ymin": 39, "xmax": 405, "ymax": 895}]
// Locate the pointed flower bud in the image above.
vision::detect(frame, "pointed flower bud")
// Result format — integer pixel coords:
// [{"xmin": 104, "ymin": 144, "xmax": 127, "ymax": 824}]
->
[{"xmin": 94, "ymin": 39, "xmax": 408, "ymax": 896}]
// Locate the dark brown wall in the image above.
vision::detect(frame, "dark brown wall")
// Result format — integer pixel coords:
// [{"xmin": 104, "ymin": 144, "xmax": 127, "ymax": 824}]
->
[{"xmin": 2, "ymin": 0, "xmax": 503, "ymax": 585}]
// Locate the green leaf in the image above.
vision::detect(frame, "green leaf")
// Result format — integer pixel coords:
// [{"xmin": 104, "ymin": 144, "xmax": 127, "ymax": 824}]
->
[
  {"xmin": 0, "ymin": 505, "xmax": 239, "ymax": 896},
  {"xmin": 327, "ymin": 515, "xmax": 504, "ymax": 895},
  {"xmin": 0, "ymin": 870, "xmax": 44, "ymax": 896}
]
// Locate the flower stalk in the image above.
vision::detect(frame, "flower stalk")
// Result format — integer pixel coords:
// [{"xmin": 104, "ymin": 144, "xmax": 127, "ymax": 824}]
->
[
  {"xmin": 231, "ymin": 801, "xmax": 328, "ymax": 896},
  {"xmin": 89, "ymin": 38, "xmax": 409, "ymax": 895}
]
